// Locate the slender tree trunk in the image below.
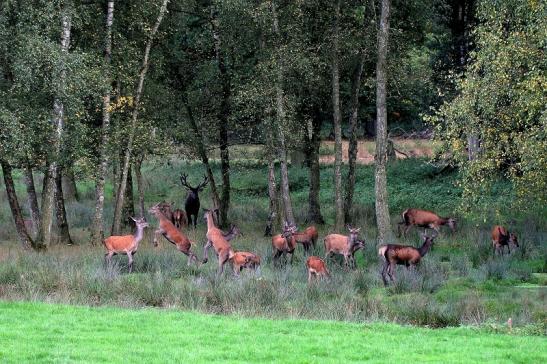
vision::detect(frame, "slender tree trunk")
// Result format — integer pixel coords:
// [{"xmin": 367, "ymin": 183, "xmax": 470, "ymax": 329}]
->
[
  {"xmin": 345, "ymin": 49, "xmax": 366, "ymax": 223},
  {"xmin": 134, "ymin": 155, "xmax": 146, "ymax": 218},
  {"xmin": 22, "ymin": 161, "xmax": 41, "ymax": 235},
  {"xmin": 55, "ymin": 167, "xmax": 74, "ymax": 245},
  {"xmin": 307, "ymin": 114, "xmax": 325, "ymax": 224},
  {"xmin": 37, "ymin": 13, "xmax": 71, "ymax": 246},
  {"xmin": 62, "ymin": 168, "xmax": 79, "ymax": 201},
  {"xmin": 183, "ymin": 98, "xmax": 221, "ymax": 209},
  {"xmin": 272, "ymin": 0, "xmax": 294, "ymax": 226},
  {"xmin": 332, "ymin": 0, "xmax": 344, "ymax": 231},
  {"xmin": 1, "ymin": 160, "xmax": 40, "ymax": 250},
  {"xmin": 91, "ymin": 0, "xmax": 114, "ymax": 244},
  {"xmin": 265, "ymin": 157, "xmax": 279, "ymax": 236},
  {"xmin": 375, "ymin": 0, "xmax": 394, "ymax": 245},
  {"xmin": 111, "ymin": 0, "xmax": 169, "ymax": 235},
  {"xmin": 121, "ymin": 164, "xmax": 135, "ymax": 228},
  {"xmin": 210, "ymin": 6, "xmax": 231, "ymax": 228}
]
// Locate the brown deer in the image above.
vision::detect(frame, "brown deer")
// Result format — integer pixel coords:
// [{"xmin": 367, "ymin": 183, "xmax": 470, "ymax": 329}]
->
[
  {"xmin": 271, "ymin": 222, "xmax": 297, "ymax": 266},
  {"xmin": 202, "ymin": 208, "xmax": 234, "ymax": 276},
  {"xmin": 157, "ymin": 201, "xmax": 174, "ymax": 222},
  {"xmin": 103, "ymin": 217, "xmax": 149, "ymax": 273},
  {"xmin": 324, "ymin": 225, "xmax": 365, "ymax": 269},
  {"xmin": 172, "ymin": 208, "xmax": 188, "ymax": 229},
  {"xmin": 398, "ymin": 208, "xmax": 456, "ymax": 237},
  {"xmin": 292, "ymin": 226, "xmax": 319, "ymax": 252},
  {"xmin": 230, "ymin": 251, "xmax": 261, "ymax": 275},
  {"xmin": 306, "ymin": 256, "xmax": 330, "ymax": 283},
  {"xmin": 492, "ymin": 225, "xmax": 519, "ymax": 255},
  {"xmin": 148, "ymin": 203, "xmax": 198, "ymax": 266},
  {"xmin": 180, "ymin": 173, "xmax": 209, "ymax": 228},
  {"xmin": 378, "ymin": 232, "xmax": 437, "ymax": 285}
]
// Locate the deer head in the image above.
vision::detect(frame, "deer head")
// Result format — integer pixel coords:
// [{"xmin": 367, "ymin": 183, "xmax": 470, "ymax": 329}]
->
[{"xmin": 180, "ymin": 173, "xmax": 209, "ymax": 197}]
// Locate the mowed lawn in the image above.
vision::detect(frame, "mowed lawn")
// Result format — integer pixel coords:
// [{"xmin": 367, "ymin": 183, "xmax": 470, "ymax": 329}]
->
[{"xmin": 0, "ymin": 301, "xmax": 545, "ymax": 363}]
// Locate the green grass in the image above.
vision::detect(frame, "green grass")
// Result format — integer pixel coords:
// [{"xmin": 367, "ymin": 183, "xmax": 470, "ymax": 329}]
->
[{"xmin": 0, "ymin": 301, "xmax": 545, "ymax": 363}]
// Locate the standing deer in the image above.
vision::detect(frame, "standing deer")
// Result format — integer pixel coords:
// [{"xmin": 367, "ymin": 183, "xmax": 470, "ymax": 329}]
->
[
  {"xmin": 292, "ymin": 226, "xmax": 319, "ymax": 252},
  {"xmin": 378, "ymin": 232, "xmax": 437, "ymax": 285},
  {"xmin": 306, "ymin": 256, "xmax": 330, "ymax": 283},
  {"xmin": 180, "ymin": 173, "xmax": 209, "ymax": 228},
  {"xmin": 324, "ymin": 225, "xmax": 365, "ymax": 269},
  {"xmin": 149, "ymin": 203, "xmax": 198, "ymax": 266},
  {"xmin": 202, "ymin": 208, "xmax": 234, "ymax": 276},
  {"xmin": 271, "ymin": 222, "xmax": 297, "ymax": 266},
  {"xmin": 172, "ymin": 208, "xmax": 188, "ymax": 229},
  {"xmin": 398, "ymin": 208, "xmax": 456, "ymax": 237},
  {"xmin": 103, "ymin": 217, "xmax": 149, "ymax": 273},
  {"xmin": 492, "ymin": 225, "xmax": 519, "ymax": 255}
]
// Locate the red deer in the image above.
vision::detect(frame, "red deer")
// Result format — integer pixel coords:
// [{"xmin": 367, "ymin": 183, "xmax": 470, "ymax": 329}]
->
[
  {"xmin": 271, "ymin": 222, "xmax": 297, "ymax": 266},
  {"xmin": 378, "ymin": 232, "xmax": 437, "ymax": 285},
  {"xmin": 230, "ymin": 251, "xmax": 261, "ymax": 275},
  {"xmin": 180, "ymin": 173, "xmax": 209, "ymax": 228},
  {"xmin": 172, "ymin": 208, "xmax": 188, "ymax": 229},
  {"xmin": 103, "ymin": 217, "xmax": 149, "ymax": 273},
  {"xmin": 292, "ymin": 226, "xmax": 319, "ymax": 252},
  {"xmin": 324, "ymin": 225, "xmax": 365, "ymax": 269},
  {"xmin": 157, "ymin": 201, "xmax": 174, "ymax": 222},
  {"xmin": 202, "ymin": 208, "xmax": 234, "ymax": 276},
  {"xmin": 491, "ymin": 225, "xmax": 519, "ymax": 255},
  {"xmin": 398, "ymin": 208, "xmax": 456, "ymax": 237},
  {"xmin": 306, "ymin": 256, "xmax": 330, "ymax": 283},
  {"xmin": 222, "ymin": 224, "xmax": 243, "ymax": 241},
  {"xmin": 149, "ymin": 203, "xmax": 198, "ymax": 266}
]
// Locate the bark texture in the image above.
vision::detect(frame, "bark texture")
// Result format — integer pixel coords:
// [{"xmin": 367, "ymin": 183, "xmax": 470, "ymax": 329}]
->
[
  {"xmin": 22, "ymin": 161, "xmax": 41, "ymax": 235},
  {"xmin": 134, "ymin": 156, "xmax": 146, "ymax": 218},
  {"xmin": 307, "ymin": 114, "xmax": 324, "ymax": 224},
  {"xmin": 112, "ymin": 0, "xmax": 169, "ymax": 235},
  {"xmin": 332, "ymin": 0, "xmax": 344, "ymax": 231},
  {"xmin": 375, "ymin": 0, "xmax": 394, "ymax": 245},
  {"xmin": 55, "ymin": 167, "xmax": 74, "ymax": 245},
  {"xmin": 91, "ymin": 0, "xmax": 114, "ymax": 244}
]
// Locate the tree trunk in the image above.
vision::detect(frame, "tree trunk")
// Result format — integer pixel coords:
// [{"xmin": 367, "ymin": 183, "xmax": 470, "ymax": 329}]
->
[
  {"xmin": 344, "ymin": 49, "xmax": 366, "ymax": 223},
  {"xmin": 111, "ymin": 0, "xmax": 169, "ymax": 235},
  {"xmin": 62, "ymin": 168, "xmax": 79, "ymax": 201},
  {"xmin": 183, "ymin": 98, "xmax": 221, "ymax": 210},
  {"xmin": 211, "ymin": 6, "xmax": 231, "ymax": 228},
  {"xmin": 272, "ymin": 0, "xmax": 295, "ymax": 226},
  {"xmin": 91, "ymin": 0, "xmax": 114, "ymax": 244},
  {"xmin": 121, "ymin": 164, "xmax": 135, "ymax": 228},
  {"xmin": 265, "ymin": 157, "xmax": 279, "ymax": 236},
  {"xmin": 22, "ymin": 161, "xmax": 41, "ymax": 236},
  {"xmin": 37, "ymin": 13, "xmax": 71, "ymax": 247},
  {"xmin": 134, "ymin": 155, "xmax": 146, "ymax": 218},
  {"xmin": 375, "ymin": 0, "xmax": 394, "ymax": 245},
  {"xmin": 1, "ymin": 160, "xmax": 41, "ymax": 250},
  {"xmin": 55, "ymin": 167, "xmax": 74, "ymax": 245},
  {"xmin": 307, "ymin": 114, "xmax": 325, "ymax": 224},
  {"xmin": 332, "ymin": 0, "xmax": 344, "ymax": 231}
]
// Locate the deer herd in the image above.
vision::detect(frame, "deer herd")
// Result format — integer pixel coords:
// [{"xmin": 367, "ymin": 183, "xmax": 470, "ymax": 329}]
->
[{"xmin": 102, "ymin": 177, "xmax": 520, "ymax": 284}]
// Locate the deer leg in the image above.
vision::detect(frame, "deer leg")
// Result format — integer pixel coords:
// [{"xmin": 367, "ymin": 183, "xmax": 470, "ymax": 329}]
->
[
  {"xmin": 403, "ymin": 225, "xmax": 411, "ymax": 238},
  {"xmin": 217, "ymin": 251, "xmax": 229, "ymax": 277},
  {"xmin": 388, "ymin": 262, "xmax": 395, "ymax": 282},
  {"xmin": 153, "ymin": 229, "xmax": 162, "ymax": 247},
  {"xmin": 105, "ymin": 251, "xmax": 114, "ymax": 267},
  {"xmin": 126, "ymin": 251, "xmax": 133, "ymax": 273},
  {"xmin": 308, "ymin": 270, "xmax": 313, "ymax": 284},
  {"xmin": 202, "ymin": 241, "xmax": 212, "ymax": 264}
]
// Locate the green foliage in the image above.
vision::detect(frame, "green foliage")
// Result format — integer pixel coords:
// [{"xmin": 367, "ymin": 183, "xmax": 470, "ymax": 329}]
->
[{"xmin": 428, "ymin": 0, "xmax": 547, "ymax": 213}]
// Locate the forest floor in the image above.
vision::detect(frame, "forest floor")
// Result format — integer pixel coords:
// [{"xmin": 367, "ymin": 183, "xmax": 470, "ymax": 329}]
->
[{"xmin": 1, "ymin": 301, "xmax": 545, "ymax": 363}]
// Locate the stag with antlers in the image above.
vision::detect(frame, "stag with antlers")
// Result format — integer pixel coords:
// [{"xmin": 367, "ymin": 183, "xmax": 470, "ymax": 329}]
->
[{"xmin": 180, "ymin": 173, "xmax": 209, "ymax": 228}]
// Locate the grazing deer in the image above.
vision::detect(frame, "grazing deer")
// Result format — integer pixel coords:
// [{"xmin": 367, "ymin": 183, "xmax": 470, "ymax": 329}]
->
[
  {"xmin": 222, "ymin": 224, "xmax": 243, "ymax": 241},
  {"xmin": 180, "ymin": 173, "xmax": 209, "ymax": 228},
  {"xmin": 492, "ymin": 225, "xmax": 519, "ymax": 255},
  {"xmin": 230, "ymin": 251, "xmax": 261, "ymax": 275},
  {"xmin": 271, "ymin": 222, "xmax": 297, "ymax": 266},
  {"xmin": 202, "ymin": 208, "xmax": 234, "ymax": 276},
  {"xmin": 378, "ymin": 232, "xmax": 437, "ymax": 285},
  {"xmin": 148, "ymin": 203, "xmax": 198, "ymax": 266},
  {"xmin": 324, "ymin": 225, "xmax": 365, "ymax": 269},
  {"xmin": 306, "ymin": 256, "xmax": 330, "ymax": 283},
  {"xmin": 398, "ymin": 208, "xmax": 456, "ymax": 237},
  {"xmin": 103, "ymin": 217, "xmax": 149, "ymax": 273},
  {"xmin": 292, "ymin": 226, "xmax": 319, "ymax": 252},
  {"xmin": 172, "ymin": 208, "xmax": 188, "ymax": 229}
]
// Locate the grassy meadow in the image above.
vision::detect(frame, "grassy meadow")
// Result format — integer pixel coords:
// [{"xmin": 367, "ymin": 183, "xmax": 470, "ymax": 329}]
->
[
  {"xmin": 0, "ymin": 155, "xmax": 545, "ymax": 340},
  {"xmin": 1, "ymin": 301, "xmax": 545, "ymax": 363}
]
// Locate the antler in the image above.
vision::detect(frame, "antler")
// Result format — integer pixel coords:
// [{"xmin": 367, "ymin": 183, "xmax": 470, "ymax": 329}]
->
[
  {"xmin": 196, "ymin": 174, "xmax": 209, "ymax": 191},
  {"xmin": 180, "ymin": 173, "xmax": 193, "ymax": 189}
]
